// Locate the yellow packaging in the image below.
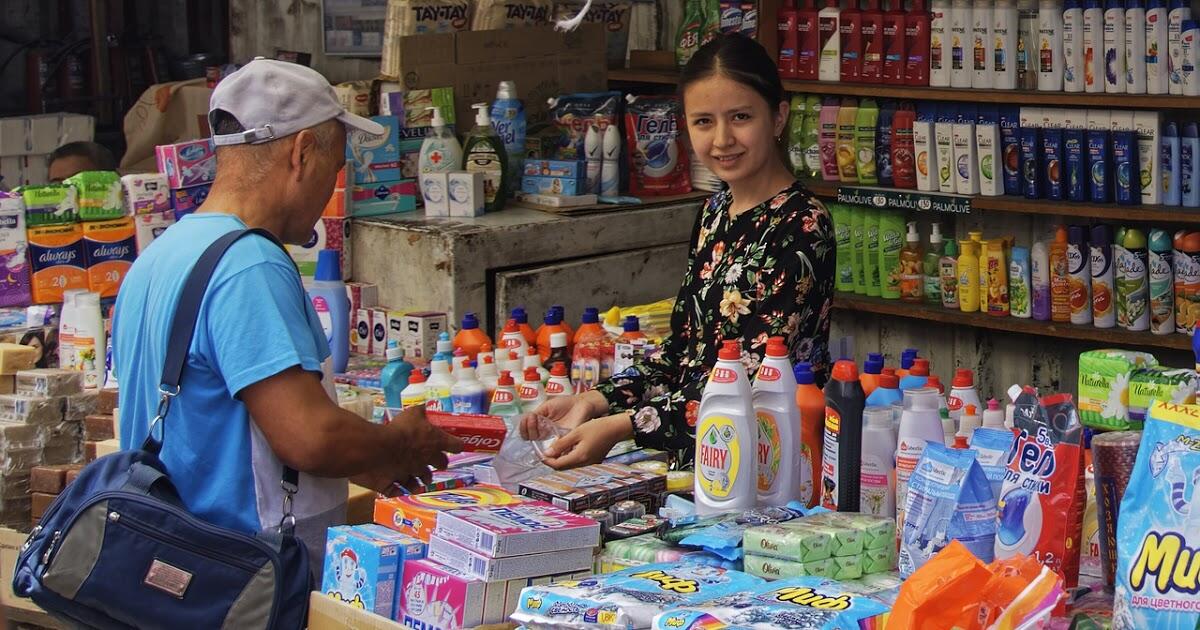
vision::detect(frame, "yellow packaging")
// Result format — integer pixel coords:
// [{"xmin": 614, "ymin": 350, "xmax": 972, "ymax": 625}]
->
[{"xmin": 986, "ymin": 240, "xmax": 1010, "ymax": 316}]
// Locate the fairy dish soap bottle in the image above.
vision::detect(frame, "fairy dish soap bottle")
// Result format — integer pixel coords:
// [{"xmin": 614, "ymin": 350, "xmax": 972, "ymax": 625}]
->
[
  {"xmin": 464, "ymin": 103, "xmax": 508, "ymax": 212},
  {"xmin": 696, "ymin": 340, "xmax": 758, "ymax": 515},
  {"xmin": 418, "ymin": 106, "xmax": 462, "ymax": 199}
]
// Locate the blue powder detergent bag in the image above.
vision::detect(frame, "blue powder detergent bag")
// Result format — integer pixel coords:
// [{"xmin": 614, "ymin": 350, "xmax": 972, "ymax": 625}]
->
[
  {"xmin": 898, "ymin": 442, "xmax": 997, "ymax": 577},
  {"xmin": 1113, "ymin": 399, "xmax": 1200, "ymax": 630},
  {"xmin": 651, "ymin": 576, "xmax": 891, "ymax": 630},
  {"xmin": 993, "ymin": 387, "xmax": 1087, "ymax": 591}
]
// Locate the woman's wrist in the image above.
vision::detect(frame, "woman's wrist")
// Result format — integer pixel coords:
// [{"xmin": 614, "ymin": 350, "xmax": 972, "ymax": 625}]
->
[
  {"xmin": 580, "ymin": 390, "xmax": 611, "ymax": 417},
  {"xmin": 602, "ymin": 412, "xmax": 636, "ymax": 441}
]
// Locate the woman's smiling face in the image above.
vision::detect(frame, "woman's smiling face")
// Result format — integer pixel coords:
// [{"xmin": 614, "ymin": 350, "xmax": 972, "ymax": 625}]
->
[{"xmin": 683, "ymin": 74, "xmax": 787, "ymax": 186}]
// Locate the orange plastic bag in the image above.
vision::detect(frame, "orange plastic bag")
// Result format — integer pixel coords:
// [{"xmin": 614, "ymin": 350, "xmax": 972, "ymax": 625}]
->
[
  {"xmin": 977, "ymin": 555, "xmax": 1045, "ymax": 627},
  {"xmin": 886, "ymin": 541, "xmax": 993, "ymax": 630}
]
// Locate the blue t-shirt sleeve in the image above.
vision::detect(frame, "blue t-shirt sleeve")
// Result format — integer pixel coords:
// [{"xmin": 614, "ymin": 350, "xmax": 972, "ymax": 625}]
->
[{"xmin": 202, "ymin": 259, "xmax": 328, "ymax": 398}]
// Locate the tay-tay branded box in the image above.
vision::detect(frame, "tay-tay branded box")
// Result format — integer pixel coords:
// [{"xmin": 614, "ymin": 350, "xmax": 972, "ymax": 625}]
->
[{"xmin": 433, "ymin": 503, "xmax": 601, "ymax": 558}]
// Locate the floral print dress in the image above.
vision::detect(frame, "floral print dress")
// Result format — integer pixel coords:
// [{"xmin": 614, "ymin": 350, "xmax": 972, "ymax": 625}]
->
[{"xmin": 594, "ymin": 181, "xmax": 836, "ymax": 454}]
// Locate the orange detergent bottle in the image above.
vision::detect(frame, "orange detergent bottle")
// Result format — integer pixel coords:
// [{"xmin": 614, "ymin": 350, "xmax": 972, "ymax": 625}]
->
[
  {"xmin": 860, "ymin": 352, "xmax": 884, "ymax": 396},
  {"xmin": 509, "ymin": 306, "xmax": 537, "ymax": 345},
  {"xmin": 794, "ymin": 361, "xmax": 826, "ymax": 508},
  {"xmin": 536, "ymin": 309, "xmax": 571, "ymax": 361},
  {"xmin": 571, "ymin": 307, "xmax": 615, "ymax": 393},
  {"xmin": 452, "ymin": 312, "xmax": 492, "ymax": 361},
  {"xmin": 616, "ymin": 316, "xmax": 647, "ymax": 343}
]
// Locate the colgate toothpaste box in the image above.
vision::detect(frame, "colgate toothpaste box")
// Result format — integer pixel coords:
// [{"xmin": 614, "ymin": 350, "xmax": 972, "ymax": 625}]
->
[
  {"xmin": 422, "ymin": 410, "xmax": 507, "ymax": 453},
  {"xmin": 155, "ymin": 139, "xmax": 216, "ymax": 188},
  {"xmin": 374, "ymin": 485, "xmax": 526, "ymax": 542},
  {"xmin": 433, "ymin": 502, "xmax": 601, "ymax": 558}
]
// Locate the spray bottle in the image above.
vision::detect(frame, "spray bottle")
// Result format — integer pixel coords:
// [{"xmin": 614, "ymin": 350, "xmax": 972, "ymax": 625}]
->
[
  {"xmin": 696, "ymin": 340, "xmax": 758, "ymax": 515},
  {"xmin": 754, "ymin": 337, "xmax": 802, "ymax": 507},
  {"xmin": 821, "ymin": 359, "xmax": 866, "ymax": 511},
  {"xmin": 794, "ymin": 361, "xmax": 826, "ymax": 508}
]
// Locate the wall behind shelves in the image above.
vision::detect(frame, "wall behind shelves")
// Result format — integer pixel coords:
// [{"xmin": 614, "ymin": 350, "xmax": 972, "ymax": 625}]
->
[{"xmin": 227, "ymin": 0, "xmax": 378, "ymax": 85}]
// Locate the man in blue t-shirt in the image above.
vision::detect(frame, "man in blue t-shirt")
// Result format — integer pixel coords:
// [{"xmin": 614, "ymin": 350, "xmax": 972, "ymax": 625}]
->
[{"xmin": 113, "ymin": 60, "xmax": 460, "ymax": 563}]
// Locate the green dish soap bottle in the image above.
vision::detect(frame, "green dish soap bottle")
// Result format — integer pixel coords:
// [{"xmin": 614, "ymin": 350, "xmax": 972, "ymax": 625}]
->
[{"xmin": 464, "ymin": 103, "xmax": 509, "ymax": 212}]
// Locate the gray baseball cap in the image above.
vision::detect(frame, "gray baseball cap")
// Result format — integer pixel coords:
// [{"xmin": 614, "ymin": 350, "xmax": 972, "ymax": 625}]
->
[{"xmin": 208, "ymin": 58, "xmax": 384, "ymax": 146}]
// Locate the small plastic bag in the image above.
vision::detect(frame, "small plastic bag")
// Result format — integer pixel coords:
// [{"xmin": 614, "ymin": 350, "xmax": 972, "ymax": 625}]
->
[{"xmin": 491, "ymin": 412, "xmax": 566, "ymax": 491}]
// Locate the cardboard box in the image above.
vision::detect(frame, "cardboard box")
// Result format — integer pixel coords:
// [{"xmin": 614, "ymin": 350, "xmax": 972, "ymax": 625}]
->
[
  {"xmin": 155, "ymin": 139, "xmax": 216, "ymax": 188},
  {"xmin": 351, "ymin": 179, "xmax": 418, "ymax": 217},
  {"xmin": 399, "ymin": 558, "xmax": 486, "ymax": 628},
  {"xmin": 320, "ymin": 525, "xmax": 425, "ymax": 619},
  {"xmin": 399, "ymin": 311, "xmax": 448, "ymax": 361},
  {"xmin": 523, "ymin": 159, "xmax": 587, "ymax": 178},
  {"xmin": 420, "ymin": 172, "xmax": 450, "ymax": 217},
  {"xmin": 422, "ymin": 410, "xmax": 507, "ymax": 453},
  {"xmin": 427, "ymin": 535, "xmax": 593, "ymax": 581},
  {"xmin": 448, "ymin": 172, "xmax": 485, "ymax": 217},
  {"xmin": 373, "ymin": 486, "xmax": 526, "ymax": 542},
  {"xmin": 392, "ymin": 25, "xmax": 606, "ymax": 128},
  {"xmin": 169, "ymin": 183, "xmax": 211, "ymax": 217},
  {"xmin": 370, "ymin": 307, "xmax": 390, "ymax": 357},
  {"xmin": 346, "ymin": 115, "xmax": 402, "ymax": 184},
  {"xmin": 134, "ymin": 211, "xmax": 175, "ymax": 253},
  {"xmin": 521, "ymin": 175, "xmax": 583, "ymax": 196},
  {"xmin": 354, "ymin": 308, "xmax": 374, "ymax": 355},
  {"xmin": 433, "ymin": 503, "xmax": 601, "ymax": 558},
  {"xmin": 517, "ymin": 463, "xmax": 666, "ymax": 513},
  {"xmin": 308, "ymin": 590, "xmax": 405, "ymax": 630},
  {"xmin": 0, "ymin": 527, "xmax": 46, "ymax": 613}
]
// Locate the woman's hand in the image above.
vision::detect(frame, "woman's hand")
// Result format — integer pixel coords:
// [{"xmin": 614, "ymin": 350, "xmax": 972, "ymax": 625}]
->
[
  {"xmin": 540, "ymin": 413, "xmax": 635, "ymax": 469},
  {"xmin": 519, "ymin": 390, "xmax": 609, "ymax": 439}
]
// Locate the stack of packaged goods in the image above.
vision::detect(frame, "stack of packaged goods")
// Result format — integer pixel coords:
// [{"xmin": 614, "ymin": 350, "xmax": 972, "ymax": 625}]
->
[
  {"xmin": 155, "ymin": 139, "xmax": 215, "ymax": 220},
  {"xmin": 0, "ymin": 113, "xmax": 94, "ymax": 188},
  {"xmin": 27, "ymin": 463, "xmax": 83, "ymax": 527}
]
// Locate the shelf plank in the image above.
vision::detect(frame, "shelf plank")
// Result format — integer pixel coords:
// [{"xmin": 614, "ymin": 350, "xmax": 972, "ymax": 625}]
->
[
  {"xmin": 833, "ymin": 293, "xmax": 1191, "ymax": 351},
  {"xmin": 802, "ymin": 180, "xmax": 1200, "ymax": 225},
  {"xmin": 607, "ymin": 68, "xmax": 1200, "ymax": 109}
]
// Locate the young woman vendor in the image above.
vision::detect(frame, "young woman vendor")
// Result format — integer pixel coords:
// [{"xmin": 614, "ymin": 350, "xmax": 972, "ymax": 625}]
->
[{"xmin": 524, "ymin": 34, "xmax": 836, "ymax": 469}]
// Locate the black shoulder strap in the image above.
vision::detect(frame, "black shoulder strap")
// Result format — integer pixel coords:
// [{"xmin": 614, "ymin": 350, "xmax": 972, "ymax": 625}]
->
[{"xmin": 144, "ymin": 228, "xmax": 299, "ymax": 490}]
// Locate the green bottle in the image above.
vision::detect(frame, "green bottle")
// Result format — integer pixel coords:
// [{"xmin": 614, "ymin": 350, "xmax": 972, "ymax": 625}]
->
[
  {"xmin": 851, "ymin": 205, "xmax": 866, "ymax": 294},
  {"xmin": 787, "ymin": 95, "xmax": 807, "ymax": 177},
  {"xmin": 878, "ymin": 210, "xmax": 905, "ymax": 299},
  {"xmin": 864, "ymin": 207, "xmax": 881, "ymax": 297},
  {"xmin": 855, "ymin": 99, "xmax": 879, "ymax": 186},
  {"xmin": 831, "ymin": 203, "xmax": 854, "ymax": 293},
  {"xmin": 463, "ymin": 103, "xmax": 509, "ymax": 212},
  {"xmin": 924, "ymin": 223, "xmax": 945, "ymax": 304},
  {"xmin": 800, "ymin": 96, "xmax": 822, "ymax": 179}
]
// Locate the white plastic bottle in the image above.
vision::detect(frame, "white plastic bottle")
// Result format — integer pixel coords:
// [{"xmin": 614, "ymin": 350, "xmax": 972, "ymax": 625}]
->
[
  {"xmin": 58, "ymin": 289, "xmax": 84, "ymax": 371},
  {"xmin": 523, "ymin": 346, "xmax": 550, "ymax": 384},
  {"xmin": 931, "ymin": 0, "xmax": 953, "ymax": 86},
  {"xmin": 584, "ymin": 126, "xmax": 601, "ymax": 194},
  {"xmin": 973, "ymin": 0, "xmax": 995, "ymax": 87},
  {"xmin": 696, "ymin": 340, "xmax": 758, "ymax": 515},
  {"xmin": 951, "ymin": 0, "xmax": 975, "ymax": 87},
  {"xmin": 1104, "ymin": 0, "xmax": 1127, "ymax": 92},
  {"xmin": 1064, "ymin": 0, "xmax": 1086, "ymax": 91},
  {"xmin": 600, "ymin": 125, "xmax": 621, "ymax": 198},
  {"xmin": 1126, "ymin": 0, "xmax": 1148, "ymax": 93},
  {"xmin": 424, "ymin": 358, "xmax": 455, "ymax": 412},
  {"xmin": 400, "ymin": 371, "xmax": 427, "ymax": 408},
  {"xmin": 947, "ymin": 368, "xmax": 983, "ymax": 422},
  {"xmin": 498, "ymin": 319, "xmax": 529, "ymax": 362},
  {"xmin": 820, "ymin": 0, "xmax": 843, "ymax": 81},
  {"xmin": 518, "ymin": 366, "xmax": 546, "ymax": 414},
  {"xmin": 1084, "ymin": 0, "xmax": 1106, "ymax": 91},
  {"xmin": 959, "ymin": 403, "xmax": 984, "ymax": 439},
  {"xmin": 895, "ymin": 387, "xmax": 946, "ymax": 541},
  {"xmin": 451, "ymin": 359, "xmax": 487, "ymax": 414},
  {"xmin": 1038, "ymin": 0, "xmax": 1065, "ymax": 90},
  {"xmin": 753, "ymin": 337, "xmax": 802, "ymax": 507},
  {"xmin": 477, "ymin": 351, "xmax": 500, "ymax": 394},
  {"xmin": 860, "ymin": 406, "xmax": 897, "ymax": 518},
  {"xmin": 982, "ymin": 397, "xmax": 1008, "ymax": 428},
  {"xmin": 418, "ymin": 106, "xmax": 462, "ymax": 198},
  {"xmin": 1183, "ymin": 19, "xmax": 1200, "ymax": 95},
  {"xmin": 73, "ymin": 291, "xmax": 106, "ymax": 390},
  {"xmin": 488, "ymin": 370, "xmax": 523, "ymax": 420},
  {"xmin": 994, "ymin": 0, "xmax": 1020, "ymax": 88},
  {"xmin": 1168, "ymin": 0, "xmax": 1192, "ymax": 94},
  {"xmin": 545, "ymin": 361, "xmax": 573, "ymax": 398},
  {"xmin": 1147, "ymin": 0, "xmax": 1170, "ymax": 93}
]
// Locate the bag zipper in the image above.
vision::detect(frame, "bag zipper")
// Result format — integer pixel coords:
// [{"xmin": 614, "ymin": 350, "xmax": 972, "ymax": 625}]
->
[{"xmin": 107, "ymin": 510, "xmax": 261, "ymax": 573}]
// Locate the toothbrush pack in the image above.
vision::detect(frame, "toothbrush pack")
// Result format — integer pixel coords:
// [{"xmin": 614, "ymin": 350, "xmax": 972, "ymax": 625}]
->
[{"xmin": 993, "ymin": 387, "xmax": 1087, "ymax": 591}]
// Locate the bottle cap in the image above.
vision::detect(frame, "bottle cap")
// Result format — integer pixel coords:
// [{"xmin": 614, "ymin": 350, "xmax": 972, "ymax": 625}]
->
[
  {"xmin": 879, "ymin": 373, "xmax": 899, "ymax": 388},
  {"xmin": 497, "ymin": 370, "xmax": 514, "ymax": 386},
  {"xmin": 550, "ymin": 332, "xmax": 568, "ymax": 347},
  {"xmin": 623, "ymin": 316, "xmax": 640, "ymax": 332},
  {"xmin": 551, "ymin": 362, "xmax": 568, "ymax": 377},
  {"xmin": 472, "ymin": 102, "xmax": 490, "ymax": 127},
  {"xmin": 864, "ymin": 352, "xmax": 884, "ymax": 374},
  {"xmin": 409, "ymin": 371, "xmax": 426, "ymax": 384},
  {"xmin": 793, "ymin": 362, "xmax": 815, "ymax": 385},
  {"xmin": 503, "ymin": 319, "xmax": 519, "ymax": 333},
  {"xmin": 461, "ymin": 312, "xmax": 480, "ymax": 330},
  {"xmin": 882, "ymin": 367, "xmax": 897, "ymax": 376},
  {"xmin": 426, "ymin": 106, "xmax": 447, "ymax": 129},
  {"xmin": 987, "ymin": 398, "xmax": 1000, "ymax": 410},
  {"xmin": 511, "ymin": 307, "xmax": 527, "ymax": 324},
  {"xmin": 582, "ymin": 308, "xmax": 600, "ymax": 324},
  {"xmin": 524, "ymin": 367, "xmax": 541, "ymax": 382},
  {"xmin": 718, "ymin": 340, "xmax": 742, "ymax": 360},
  {"xmin": 965, "ymin": 403, "xmax": 977, "ymax": 416},
  {"xmin": 900, "ymin": 349, "xmax": 917, "ymax": 369},
  {"xmin": 831, "ymin": 359, "xmax": 859, "ymax": 381},
  {"xmin": 480, "ymin": 342, "xmax": 493, "ymax": 353},
  {"xmin": 911, "ymin": 358, "xmax": 930, "ymax": 376},
  {"xmin": 314, "ymin": 249, "xmax": 342, "ymax": 281},
  {"xmin": 481, "ymin": 353, "xmax": 494, "ymax": 365},
  {"xmin": 386, "ymin": 341, "xmax": 405, "ymax": 361},
  {"xmin": 496, "ymin": 80, "xmax": 517, "ymax": 100},
  {"xmin": 953, "ymin": 434, "xmax": 969, "ymax": 448},
  {"xmin": 953, "ymin": 368, "xmax": 974, "ymax": 387},
  {"xmin": 864, "ymin": 406, "xmax": 892, "ymax": 428},
  {"xmin": 766, "ymin": 337, "xmax": 788, "ymax": 357},
  {"xmin": 927, "ymin": 375, "xmax": 943, "ymax": 393}
]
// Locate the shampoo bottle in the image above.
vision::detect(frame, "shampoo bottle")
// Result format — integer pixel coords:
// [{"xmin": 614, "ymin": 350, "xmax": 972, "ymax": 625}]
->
[
  {"xmin": 1126, "ymin": 0, "xmax": 1148, "ymax": 93},
  {"xmin": 930, "ymin": 0, "xmax": 953, "ymax": 85},
  {"xmin": 877, "ymin": 100, "xmax": 896, "ymax": 186},
  {"xmin": 801, "ymin": 95, "xmax": 824, "ymax": 177},
  {"xmin": 1032, "ymin": 240, "xmax": 1052, "ymax": 320},
  {"xmin": 1087, "ymin": 109, "xmax": 1113, "ymax": 202},
  {"xmin": 1104, "ymin": 0, "xmax": 1127, "ymax": 92},
  {"xmin": 907, "ymin": 0, "xmax": 933, "ymax": 85},
  {"xmin": 1020, "ymin": 107, "xmax": 1044, "ymax": 199},
  {"xmin": 833, "ymin": 204, "xmax": 855, "ymax": 292},
  {"xmin": 864, "ymin": 206, "xmax": 882, "ymax": 296},
  {"xmin": 837, "ymin": 98, "xmax": 860, "ymax": 182},
  {"xmin": 1000, "ymin": 106, "xmax": 1023, "ymax": 193},
  {"xmin": 862, "ymin": 0, "xmax": 886, "ymax": 81},
  {"xmin": 950, "ymin": 0, "xmax": 975, "ymax": 87},
  {"xmin": 1165, "ymin": 121, "xmax": 1182, "ymax": 205},
  {"xmin": 1010, "ymin": 245, "xmax": 1033, "ymax": 317},
  {"xmin": 986, "ymin": 239, "xmax": 1011, "ymax": 316},
  {"xmin": 799, "ymin": 0, "xmax": 822, "ymax": 79},
  {"xmin": 913, "ymin": 102, "xmax": 939, "ymax": 191},
  {"xmin": 973, "ymin": 0, "xmax": 995, "ymax": 87},
  {"xmin": 1183, "ymin": 19, "xmax": 1199, "ymax": 96},
  {"xmin": 1038, "ymin": 0, "xmax": 1065, "ymax": 90},
  {"xmin": 820, "ymin": 0, "xmax": 843, "ymax": 81},
  {"xmin": 1018, "ymin": 0, "xmax": 1040, "ymax": 88},
  {"xmin": 1064, "ymin": 109, "xmax": 1088, "ymax": 202},
  {"xmin": 754, "ymin": 338, "xmax": 802, "ymax": 507},
  {"xmin": 1147, "ymin": 0, "xmax": 1170, "ymax": 93},
  {"xmin": 855, "ymin": 99, "xmax": 880, "ymax": 184},
  {"xmin": 1084, "ymin": 0, "xmax": 1106, "ymax": 91},
  {"xmin": 884, "ymin": 0, "xmax": 908, "ymax": 83},
  {"xmin": 820, "ymin": 97, "xmax": 842, "ymax": 180},
  {"xmin": 900, "ymin": 222, "xmax": 925, "ymax": 302},
  {"xmin": 959, "ymin": 239, "xmax": 982, "ymax": 312},
  {"xmin": 892, "ymin": 103, "xmax": 917, "ymax": 188},
  {"xmin": 779, "ymin": 0, "xmax": 801, "ymax": 77},
  {"xmin": 1168, "ymin": 0, "xmax": 1192, "ymax": 94},
  {"xmin": 940, "ymin": 237, "xmax": 960, "ymax": 308},
  {"xmin": 994, "ymin": 0, "xmax": 1020, "ymax": 88},
  {"xmin": 1050, "ymin": 225, "xmax": 1072, "ymax": 323},
  {"xmin": 464, "ymin": 103, "xmax": 508, "ymax": 212},
  {"xmin": 852, "ymin": 205, "xmax": 867, "ymax": 294},
  {"xmin": 935, "ymin": 104, "xmax": 957, "ymax": 193},
  {"xmin": 1064, "ymin": 0, "xmax": 1086, "ymax": 90},
  {"xmin": 1068, "ymin": 225, "xmax": 1094, "ymax": 324},
  {"xmin": 953, "ymin": 104, "xmax": 981, "ymax": 194},
  {"xmin": 696, "ymin": 340, "xmax": 758, "ymax": 515},
  {"xmin": 1091, "ymin": 224, "xmax": 1117, "ymax": 327},
  {"xmin": 880, "ymin": 210, "xmax": 906, "ymax": 299}
]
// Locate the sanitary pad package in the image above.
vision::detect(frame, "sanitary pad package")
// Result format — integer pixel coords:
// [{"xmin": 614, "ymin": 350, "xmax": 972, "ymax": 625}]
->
[
  {"xmin": 1127, "ymin": 366, "xmax": 1197, "ymax": 424},
  {"xmin": 155, "ymin": 139, "xmax": 215, "ymax": 188},
  {"xmin": 994, "ymin": 389, "xmax": 1087, "ymax": 590},
  {"xmin": 511, "ymin": 562, "xmax": 763, "ymax": 629},
  {"xmin": 64, "ymin": 171, "xmax": 123, "ymax": 221},
  {"xmin": 120, "ymin": 173, "xmax": 170, "ymax": 215},
  {"xmin": 1077, "ymin": 349, "xmax": 1159, "ymax": 431},
  {"xmin": 0, "ymin": 193, "xmax": 31, "ymax": 307},
  {"xmin": 899, "ymin": 442, "xmax": 996, "ymax": 578},
  {"xmin": 651, "ymin": 577, "xmax": 891, "ymax": 630},
  {"xmin": 20, "ymin": 184, "xmax": 77, "ymax": 226},
  {"xmin": 1113, "ymin": 400, "xmax": 1200, "ymax": 630}
]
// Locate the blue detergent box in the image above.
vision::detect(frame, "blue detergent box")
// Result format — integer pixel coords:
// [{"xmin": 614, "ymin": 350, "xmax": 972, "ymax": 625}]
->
[
  {"xmin": 521, "ymin": 175, "xmax": 583, "ymax": 196},
  {"xmin": 321, "ymin": 524, "xmax": 426, "ymax": 619},
  {"xmin": 523, "ymin": 159, "xmax": 587, "ymax": 179},
  {"xmin": 346, "ymin": 115, "xmax": 402, "ymax": 184}
]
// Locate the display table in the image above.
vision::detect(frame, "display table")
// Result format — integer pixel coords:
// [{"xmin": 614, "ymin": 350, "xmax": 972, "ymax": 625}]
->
[{"xmin": 350, "ymin": 197, "xmax": 705, "ymax": 332}]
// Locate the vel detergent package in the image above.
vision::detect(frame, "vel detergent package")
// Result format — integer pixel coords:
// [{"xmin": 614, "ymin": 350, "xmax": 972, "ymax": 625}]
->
[
  {"xmin": 624, "ymin": 95, "xmax": 691, "ymax": 196},
  {"xmin": 899, "ymin": 442, "xmax": 997, "ymax": 577},
  {"xmin": 1113, "ymin": 400, "xmax": 1200, "ymax": 630},
  {"xmin": 1077, "ymin": 349, "xmax": 1159, "ymax": 431},
  {"xmin": 548, "ymin": 92, "xmax": 622, "ymax": 160},
  {"xmin": 651, "ymin": 577, "xmax": 891, "ymax": 630},
  {"xmin": 511, "ymin": 562, "xmax": 763, "ymax": 629},
  {"xmin": 64, "ymin": 171, "xmax": 123, "ymax": 221},
  {"xmin": 994, "ymin": 388, "xmax": 1087, "ymax": 590}
]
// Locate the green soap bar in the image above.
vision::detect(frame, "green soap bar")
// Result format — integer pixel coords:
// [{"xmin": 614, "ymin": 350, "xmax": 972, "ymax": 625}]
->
[
  {"xmin": 64, "ymin": 171, "xmax": 123, "ymax": 221},
  {"xmin": 744, "ymin": 523, "xmax": 833, "ymax": 562},
  {"xmin": 806, "ymin": 523, "xmax": 864, "ymax": 557},
  {"xmin": 743, "ymin": 555, "xmax": 831, "ymax": 580},
  {"xmin": 830, "ymin": 554, "xmax": 864, "ymax": 580},
  {"xmin": 863, "ymin": 547, "xmax": 895, "ymax": 574},
  {"xmin": 804, "ymin": 511, "xmax": 894, "ymax": 551}
]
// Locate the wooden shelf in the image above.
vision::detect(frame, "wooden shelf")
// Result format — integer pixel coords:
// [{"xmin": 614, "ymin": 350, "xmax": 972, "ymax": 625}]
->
[
  {"xmin": 608, "ymin": 68, "xmax": 1200, "ymax": 109},
  {"xmin": 802, "ymin": 180, "xmax": 1200, "ymax": 225},
  {"xmin": 834, "ymin": 293, "xmax": 1191, "ymax": 351}
]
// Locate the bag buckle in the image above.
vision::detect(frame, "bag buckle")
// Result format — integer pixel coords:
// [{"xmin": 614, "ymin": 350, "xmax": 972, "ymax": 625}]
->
[{"xmin": 278, "ymin": 477, "xmax": 298, "ymax": 535}]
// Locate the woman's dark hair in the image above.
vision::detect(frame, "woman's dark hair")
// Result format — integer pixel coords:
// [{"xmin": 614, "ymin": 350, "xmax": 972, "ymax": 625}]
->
[{"xmin": 678, "ymin": 34, "xmax": 785, "ymax": 110}]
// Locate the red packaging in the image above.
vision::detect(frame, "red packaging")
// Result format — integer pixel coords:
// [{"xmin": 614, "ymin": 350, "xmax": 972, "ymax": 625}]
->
[
  {"xmin": 891, "ymin": 104, "xmax": 917, "ymax": 188},
  {"xmin": 777, "ymin": 0, "xmax": 799, "ymax": 78},
  {"xmin": 905, "ymin": 0, "xmax": 931, "ymax": 85},
  {"xmin": 995, "ymin": 389, "xmax": 1086, "ymax": 598},
  {"xmin": 416, "ymin": 410, "xmax": 507, "ymax": 453},
  {"xmin": 838, "ymin": 2, "xmax": 863, "ymax": 82},
  {"xmin": 624, "ymin": 95, "xmax": 691, "ymax": 197},
  {"xmin": 882, "ymin": 2, "xmax": 907, "ymax": 83},
  {"xmin": 860, "ymin": 0, "xmax": 884, "ymax": 83},
  {"xmin": 796, "ymin": 0, "xmax": 820, "ymax": 80}
]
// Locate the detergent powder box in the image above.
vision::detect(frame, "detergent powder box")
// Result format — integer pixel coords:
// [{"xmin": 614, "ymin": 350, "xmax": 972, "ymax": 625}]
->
[
  {"xmin": 82, "ymin": 217, "xmax": 136, "ymax": 298},
  {"xmin": 346, "ymin": 115, "xmax": 401, "ymax": 184},
  {"xmin": 373, "ymin": 485, "xmax": 526, "ymax": 542},
  {"xmin": 120, "ymin": 173, "xmax": 170, "ymax": 215},
  {"xmin": 0, "ymin": 194, "xmax": 31, "ymax": 307},
  {"xmin": 321, "ymin": 525, "xmax": 425, "ymax": 619},
  {"xmin": 170, "ymin": 183, "xmax": 211, "ymax": 218},
  {"xmin": 155, "ymin": 139, "xmax": 216, "ymax": 188},
  {"xmin": 433, "ymin": 503, "xmax": 601, "ymax": 558},
  {"xmin": 27, "ymin": 223, "xmax": 86, "ymax": 304},
  {"xmin": 427, "ymin": 535, "xmax": 594, "ymax": 581},
  {"xmin": 134, "ymin": 211, "xmax": 175, "ymax": 253},
  {"xmin": 350, "ymin": 180, "xmax": 417, "ymax": 217},
  {"xmin": 400, "ymin": 558, "xmax": 486, "ymax": 628}
]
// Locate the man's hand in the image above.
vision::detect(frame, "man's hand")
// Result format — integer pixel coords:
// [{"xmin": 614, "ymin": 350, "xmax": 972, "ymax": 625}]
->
[
  {"xmin": 541, "ymin": 413, "xmax": 634, "ymax": 470},
  {"xmin": 381, "ymin": 404, "xmax": 463, "ymax": 482},
  {"xmin": 520, "ymin": 390, "xmax": 609, "ymax": 440}
]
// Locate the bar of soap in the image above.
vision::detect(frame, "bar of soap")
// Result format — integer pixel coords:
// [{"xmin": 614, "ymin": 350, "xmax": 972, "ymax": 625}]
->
[
  {"xmin": 16, "ymin": 369, "xmax": 83, "ymax": 397},
  {"xmin": 743, "ymin": 554, "xmax": 831, "ymax": 580},
  {"xmin": 863, "ymin": 546, "xmax": 896, "ymax": 574},
  {"xmin": 805, "ymin": 522, "xmax": 864, "ymax": 558},
  {"xmin": 97, "ymin": 388, "xmax": 118, "ymax": 415},
  {"xmin": 65, "ymin": 391, "xmax": 99, "ymax": 422},
  {"xmin": 0, "ymin": 421, "xmax": 44, "ymax": 450},
  {"xmin": 30, "ymin": 464, "xmax": 80, "ymax": 494},
  {"xmin": 0, "ymin": 395, "xmax": 64, "ymax": 425},
  {"xmin": 83, "ymin": 414, "xmax": 115, "ymax": 441},
  {"xmin": 829, "ymin": 554, "xmax": 864, "ymax": 580},
  {"xmin": 805, "ymin": 512, "xmax": 896, "ymax": 552},
  {"xmin": 743, "ymin": 523, "xmax": 833, "ymax": 562},
  {"xmin": 0, "ymin": 344, "xmax": 39, "ymax": 375}
]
